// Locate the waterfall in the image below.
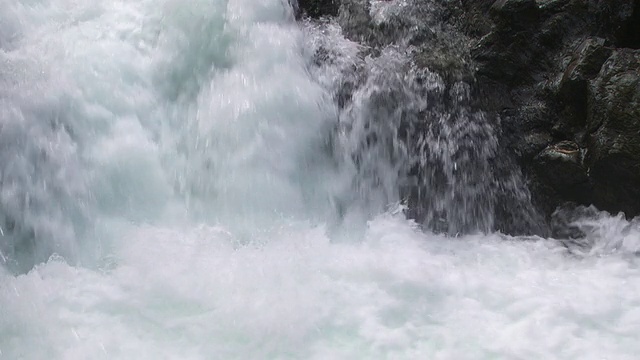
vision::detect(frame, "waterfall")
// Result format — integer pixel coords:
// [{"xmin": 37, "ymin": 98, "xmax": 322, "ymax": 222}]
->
[{"xmin": 0, "ymin": 0, "xmax": 639, "ymax": 358}]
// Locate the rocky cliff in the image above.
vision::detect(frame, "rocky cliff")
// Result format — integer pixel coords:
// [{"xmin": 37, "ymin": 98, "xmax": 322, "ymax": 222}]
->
[
  {"xmin": 464, "ymin": 0, "xmax": 640, "ymax": 223},
  {"xmin": 297, "ymin": 0, "xmax": 640, "ymax": 236}
]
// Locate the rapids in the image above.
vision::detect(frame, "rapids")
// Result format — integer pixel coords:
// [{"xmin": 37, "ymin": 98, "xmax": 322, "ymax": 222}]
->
[{"xmin": 1, "ymin": 0, "xmax": 639, "ymax": 358}]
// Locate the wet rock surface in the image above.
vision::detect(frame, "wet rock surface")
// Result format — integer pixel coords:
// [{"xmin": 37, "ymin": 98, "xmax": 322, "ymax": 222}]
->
[
  {"xmin": 457, "ymin": 0, "xmax": 640, "ymax": 219},
  {"xmin": 586, "ymin": 49, "xmax": 640, "ymax": 216},
  {"xmin": 297, "ymin": 0, "xmax": 640, "ymax": 233},
  {"xmin": 300, "ymin": 0, "xmax": 546, "ymax": 236},
  {"xmin": 295, "ymin": 0, "xmax": 340, "ymax": 18}
]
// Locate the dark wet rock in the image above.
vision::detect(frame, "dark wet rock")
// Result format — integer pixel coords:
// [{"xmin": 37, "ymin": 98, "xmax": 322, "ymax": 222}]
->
[
  {"xmin": 560, "ymin": 38, "xmax": 612, "ymax": 87},
  {"xmin": 301, "ymin": 0, "xmax": 550, "ymax": 235},
  {"xmin": 459, "ymin": 0, "xmax": 640, "ymax": 222},
  {"xmin": 587, "ymin": 49, "xmax": 640, "ymax": 133},
  {"xmin": 295, "ymin": 0, "xmax": 340, "ymax": 19},
  {"xmin": 535, "ymin": 141, "xmax": 584, "ymax": 181},
  {"xmin": 555, "ymin": 37, "xmax": 612, "ymax": 137},
  {"xmin": 413, "ymin": 38, "xmax": 474, "ymax": 83},
  {"xmin": 500, "ymin": 102, "xmax": 555, "ymax": 156},
  {"xmin": 336, "ymin": 0, "xmax": 375, "ymax": 44},
  {"xmin": 586, "ymin": 49, "xmax": 640, "ymax": 216},
  {"xmin": 298, "ymin": 0, "xmax": 640, "ymax": 234},
  {"xmin": 533, "ymin": 140, "xmax": 590, "ymax": 204},
  {"xmin": 618, "ymin": 0, "xmax": 640, "ymax": 48},
  {"xmin": 490, "ymin": 0, "xmax": 539, "ymax": 28}
]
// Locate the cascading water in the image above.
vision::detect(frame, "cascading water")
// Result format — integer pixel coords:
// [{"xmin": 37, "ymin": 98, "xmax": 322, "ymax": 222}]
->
[
  {"xmin": 306, "ymin": 0, "xmax": 545, "ymax": 236},
  {"xmin": 1, "ymin": 0, "xmax": 640, "ymax": 358}
]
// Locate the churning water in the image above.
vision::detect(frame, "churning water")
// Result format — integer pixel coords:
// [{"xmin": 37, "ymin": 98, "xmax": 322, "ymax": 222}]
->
[{"xmin": 1, "ymin": 0, "xmax": 640, "ymax": 358}]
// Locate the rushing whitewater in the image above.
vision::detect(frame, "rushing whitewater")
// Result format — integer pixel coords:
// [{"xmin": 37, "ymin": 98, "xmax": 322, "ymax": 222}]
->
[{"xmin": 1, "ymin": 0, "xmax": 640, "ymax": 359}]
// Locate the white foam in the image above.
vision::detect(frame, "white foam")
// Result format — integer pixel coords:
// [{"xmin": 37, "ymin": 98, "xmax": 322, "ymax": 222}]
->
[{"xmin": 2, "ymin": 214, "xmax": 640, "ymax": 359}]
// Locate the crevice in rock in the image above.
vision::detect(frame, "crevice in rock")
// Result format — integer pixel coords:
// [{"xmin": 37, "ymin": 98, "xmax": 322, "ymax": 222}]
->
[{"xmin": 617, "ymin": 0, "xmax": 640, "ymax": 49}]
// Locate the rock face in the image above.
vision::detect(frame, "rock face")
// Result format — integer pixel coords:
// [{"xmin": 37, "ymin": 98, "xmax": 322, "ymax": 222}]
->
[
  {"xmin": 299, "ymin": 0, "xmax": 547, "ymax": 235},
  {"xmin": 295, "ymin": 0, "xmax": 340, "ymax": 18},
  {"xmin": 456, "ymin": 0, "xmax": 640, "ymax": 222},
  {"xmin": 297, "ymin": 0, "xmax": 640, "ymax": 234},
  {"xmin": 587, "ymin": 50, "xmax": 640, "ymax": 215}
]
